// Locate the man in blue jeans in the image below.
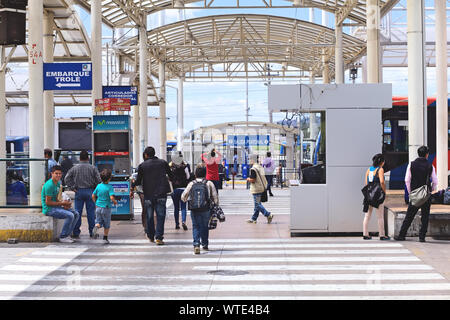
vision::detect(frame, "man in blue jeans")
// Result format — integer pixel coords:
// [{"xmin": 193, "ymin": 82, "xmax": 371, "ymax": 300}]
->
[
  {"xmin": 65, "ymin": 150, "xmax": 101, "ymax": 238},
  {"xmin": 41, "ymin": 165, "xmax": 80, "ymax": 243},
  {"xmin": 132, "ymin": 147, "xmax": 174, "ymax": 245}
]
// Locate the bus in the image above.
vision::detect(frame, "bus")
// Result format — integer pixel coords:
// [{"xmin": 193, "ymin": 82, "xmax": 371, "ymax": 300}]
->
[{"xmin": 382, "ymin": 97, "xmax": 450, "ymax": 189}]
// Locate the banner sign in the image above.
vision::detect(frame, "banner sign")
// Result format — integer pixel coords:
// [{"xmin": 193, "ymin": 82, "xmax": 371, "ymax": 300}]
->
[
  {"xmin": 44, "ymin": 63, "xmax": 92, "ymax": 90},
  {"xmin": 102, "ymin": 86, "xmax": 138, "ymax": 105},
  {"xmin": 95, "ymin": 98, "xmax": 131, "ymax": 112},
  {"xmin": 227, "ymin": 135, "xmax": 270, "ymax": 147},
  {"xmin": 93, "ymin": 115, "xmax": 130, "ymax": 130}
]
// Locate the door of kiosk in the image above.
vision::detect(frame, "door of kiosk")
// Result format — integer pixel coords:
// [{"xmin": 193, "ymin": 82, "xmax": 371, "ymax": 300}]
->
[{"xmin": 93, "ymin": 115, "xmax": 134, "ymax": 220}]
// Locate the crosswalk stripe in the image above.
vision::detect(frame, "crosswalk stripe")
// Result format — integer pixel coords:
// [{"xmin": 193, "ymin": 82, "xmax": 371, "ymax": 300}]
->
[
  {"xmin": 1, "ymin": 263, "xmax": 434, "ymax": 272},
  {"xmin": 4, "ymin": 295, "xmax": 450, "ymax": 300},
  {"xmin": 0, "ymin": 273, "xmax": 444, "ymax": 282},
  {"xmin": 0, "ymin": 283, "xmax": 450, "ymax": 292},
  {"xmin": 29, "ymin": 249, "xmax": 412, "ymax": 256},
  {"xmin": 181, "ymin": 256, "xmax": 421, "ymax": 263}
]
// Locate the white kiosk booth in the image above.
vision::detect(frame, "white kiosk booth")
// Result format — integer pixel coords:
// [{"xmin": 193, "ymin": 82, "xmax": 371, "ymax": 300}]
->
[{"xmin": 268, "ymin": 84, "xmax": 392, "ymax": 235}]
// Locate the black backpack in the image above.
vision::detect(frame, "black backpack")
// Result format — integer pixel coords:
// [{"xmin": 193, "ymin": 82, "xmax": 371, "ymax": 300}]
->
[
  {"xmin": 171, "ymin": 163, "xmax": 188, "ymax": 188},
  {"xmin": 188, "ymin": 180, "xmax": 210, "ymax": 212}
]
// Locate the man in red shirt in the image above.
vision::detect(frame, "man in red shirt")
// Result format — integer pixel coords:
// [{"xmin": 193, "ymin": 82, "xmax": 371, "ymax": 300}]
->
[{"xmin": 201, "ymin": 149, "xmax": 222, "ymax": 193}]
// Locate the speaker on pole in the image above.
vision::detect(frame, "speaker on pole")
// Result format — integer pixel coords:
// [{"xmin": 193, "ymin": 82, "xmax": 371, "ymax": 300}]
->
[{"xmin": 0, "ymin": 0, "xmax": 27, "ymax": 45}]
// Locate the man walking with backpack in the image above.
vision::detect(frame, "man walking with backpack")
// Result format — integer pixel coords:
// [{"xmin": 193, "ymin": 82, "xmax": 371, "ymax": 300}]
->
[
  {"xmin": 395, "ymin": 146, "xmax": 438, "ymax": 242},
  {"xmin": 182, "ymin": 165, "xmax": 218, "ymax": 254},
  {"xmin": 132, "ymin": 147, "xmax": 174, "ymax": 245}
]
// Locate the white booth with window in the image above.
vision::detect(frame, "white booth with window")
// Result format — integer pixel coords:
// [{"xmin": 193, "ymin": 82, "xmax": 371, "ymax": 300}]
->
[{"xmin": 268, "ymin": 84, "xmax": 392, "ymax": 235}]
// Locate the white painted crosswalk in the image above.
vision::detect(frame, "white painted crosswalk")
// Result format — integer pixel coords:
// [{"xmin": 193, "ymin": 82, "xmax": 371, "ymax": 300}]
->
[{"xmin": 0, "ymin": 238, "xmax": 449, "ymax": 300}]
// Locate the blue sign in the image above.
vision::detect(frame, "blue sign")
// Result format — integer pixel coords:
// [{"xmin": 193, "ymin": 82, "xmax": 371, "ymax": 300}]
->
[
  {"xmin": 103, "ymin": 86, "xmax": 138, "ymax": 105},
  {"xmin": 227, "ymin": 135, "xmax": 270, "ymax": 146},
  {"xmin": 44, "ymin": 63, "xmax": 92, "ymax": 90},
  {"xmin": 110, "ymin": 181, "xmax": 131, "ymax": 215},
  {"xmin": 93, "ymin": 115, "xmax": 130, "ymax": 130}
]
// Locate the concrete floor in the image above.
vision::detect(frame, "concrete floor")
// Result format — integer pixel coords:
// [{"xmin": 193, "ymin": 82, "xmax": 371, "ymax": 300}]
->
[{"xmin": 0, "ymin": 186, "xmax": 449, "ymax": 300}]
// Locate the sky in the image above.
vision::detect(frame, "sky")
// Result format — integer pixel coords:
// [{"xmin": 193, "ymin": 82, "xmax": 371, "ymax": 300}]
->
[{"xmin": 4, "ymin": 0, "xmax": 450, "ymax": 138}]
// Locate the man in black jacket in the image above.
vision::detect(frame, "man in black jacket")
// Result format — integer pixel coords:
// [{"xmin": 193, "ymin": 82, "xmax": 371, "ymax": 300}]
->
[
  {"xmin": 395, "ymin": 146, "xmax": 438, "ymax": 242},
  {"xmin": 132, "ymin": 147, "xmax": 174, "ymax": 245}
]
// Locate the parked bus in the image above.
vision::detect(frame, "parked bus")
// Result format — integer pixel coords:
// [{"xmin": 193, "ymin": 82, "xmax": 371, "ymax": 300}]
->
[{"xmin": 382, "ymin": 97, "xmax": 450, "ymax": 189}]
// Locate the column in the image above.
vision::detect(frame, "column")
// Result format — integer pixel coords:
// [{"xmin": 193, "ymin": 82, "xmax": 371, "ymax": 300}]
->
[
  {"xmin": 0, "ymin": 47, "xmax": 6, "ymax": 205},
  {"xmin": 28, "ymin": 0, "xmax": 45, "ymax": 206},
  {"xmin": 91, "ymin": 0, "xmax": 102, "ymax": 113},
  {"xmin": 334, "ymin": 20, "xmax": 344, "ymax": 84},
  {"xmin": 177, "ymin": 76, "xmax": 184, "ymax": 152},
  {"xmin": 435, "ymin": 0, "xmax": 448, "ymax": 189},
  {"xmin": 139, "ymin": 22, "xmax": 148, "ymax": 161},
  {"xmin": 407, "ymin": 0, "xmax": 426, "ymax": 162},
  {"xmin": 159, "ymin": 62, "xmax": 167, "ymax": 160},
  {"xmin": 43, "ymin": 12, "xmax": 54, "ymax": 150},
  {"xmin": 286, "ymin": 134, "xmax": 295, "ymax": 180},
  {"xmin": 133, "ymin": 92, "xmax": 140, "ymax": 168},
  {"xmin": 367, "ymin": 0, "xmax": 381, "ymax": 83}
]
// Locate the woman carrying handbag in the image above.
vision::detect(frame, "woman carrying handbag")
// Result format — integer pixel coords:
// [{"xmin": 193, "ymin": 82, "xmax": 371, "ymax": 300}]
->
[{"xmin": 361, "ymin": 154, "xmax": 390, "ymax": 240}]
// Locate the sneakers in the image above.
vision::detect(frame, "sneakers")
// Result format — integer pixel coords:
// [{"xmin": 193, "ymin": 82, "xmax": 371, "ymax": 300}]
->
[
  {"xmin": 103, "ymin": 238, "xmax": 110, "ymax": 244},
  {"xmin": 71, "ymin": 234, "xmax": 80, "ymax": 239},
  {"xmin": 246, "ymin": 219, "xmax": 257, "ymax": 224},
  {"xmin": 363, "ymin": 235, "xmax": 372, "ymax": 240},
  {"xmin": 175, "ymin": 224, "xmax": 180, "ymax": 230},
  {"xmin": 380, "ymin": 236, "xmax": 391, "ymax": 241},
  {"xmin": 182, "ymin": 222, "xmax": 188, "ymax": 231},
  {"xmin": 59, "ymin": 237, "xmax": 74, "ymax": 243},
  {"xmin": 267, "ymin": 213, "xmax": 274, "ymax": 224},
  {"xmin": 155, "ymin": 239, "xmax": 165, "ymax": 245},
  {"xmin": 194, "ymin": 246, "xmax": 200, "ymax": 254},
  {"xmin": 92, "ymin": 226, "xmax": 99, "ymax": 239},
  {"xmin": 419, "ymin": 238, "xmax": 426, "ymax": 243},
  {"xmin": 202, "ymin": 245, "xmax": 209, "ymax": 251},
  {"xmin": 394, "ymin": 236, "xmax": 406, "ymax": 241}
]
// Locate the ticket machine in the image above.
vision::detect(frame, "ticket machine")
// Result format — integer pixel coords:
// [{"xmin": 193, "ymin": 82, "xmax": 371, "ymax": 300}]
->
[{"xmin": 93, "ymin": 115, "xmax": 134, "ymax": 220}]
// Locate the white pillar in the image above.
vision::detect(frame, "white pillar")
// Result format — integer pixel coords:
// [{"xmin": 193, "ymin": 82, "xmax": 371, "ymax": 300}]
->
[
  {"xmin": 309, "ymin": 8, "xmax": 315, "ymax": 23},
  {"xmin": 367, "ymin": 0, "xmax": 381, "ymax": 83},
  {"xmin": 322, "ymin": 9, "xmax": 328, "ymax": 27},
  {"xmin": 435, "ymin": 0, "xmax": 448, "ymax": 189},
  {"xmin": 91, "ymin": 0, "xmax": 102, "ymax": 113},
  {"xmin": 286, "ymin": 134, "xmax": 295, "ymax": 180},
  {"xmin": 139, "ymin": 23, "xmax": 148, "ymax": 161},
  {"xmin": 407, "ymin": 0, "xmax": 426, "ymax": 162},
  {"xmin": 28, "ymin": 0, "xmax": 45, "ymax": 206},
  {"xmin": 0, "ymin": 47, "xmax": 6, "ymax": 205},
  {"xmin": 133, "ymin": 101, "xmax": 140, "ymax": 168},
  {"xmin": 335, "ymin": 20, "xmax": 344, "ymax": 84},
  {"xmin": 43, "ymin": 12, "xmax": 54, "ymax": 150},
  {"xmin": 159, "ymin": 62, "xmax": 167, "ymax": 160},
  {"xmin": 177, "ymin": 77, "xmax": 184, "ymax": 152}
]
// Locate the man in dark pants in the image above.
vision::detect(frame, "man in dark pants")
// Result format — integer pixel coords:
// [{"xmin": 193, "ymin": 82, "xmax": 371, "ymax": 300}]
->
[
  {"xmin": 132, "ymin": 147, "xmax": 174, "ymax": 245},
  {"xmin": 395, "ymin": 146, "xmax": 438, "ymax": 242}
]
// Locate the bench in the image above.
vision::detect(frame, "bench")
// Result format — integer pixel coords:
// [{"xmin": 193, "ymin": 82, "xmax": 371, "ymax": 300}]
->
[
  {"xmin": 386, "ymin": 205, "xmax": 450, "ymax": 240},
  {"xmin": 0, "ymin": 208, "xmax": 65, "ymax": 242}
]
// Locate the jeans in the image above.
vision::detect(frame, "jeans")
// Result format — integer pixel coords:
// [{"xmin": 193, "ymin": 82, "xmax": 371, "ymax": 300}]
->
[
  {"xmin": 265, "ymin": 175, "xmax": 273, "ymax": 194},
  {"xmin": 73, "ymin": 188, "xmax": 96, "ymax": 236},
  {"xmin": 145, "ymin": 197, "xmax": 167, "ymax": 240},
  {"xmin": 191, "ymin": 209, "xmax": 210, "ymax": 247},
  {"xmin": 171, "ymin": 188, "xmax": 187, "ymax": 226},
  {"xmin": 46, "ymin": 207, "xmax": 80, "ymax": 239},
  {"xmin": 251, "ymin": 193, "xmax": 270, "ymax": 221},
  {"xmin": 399, "ymin": 199, "xmax": 431, "ymax": 239}
]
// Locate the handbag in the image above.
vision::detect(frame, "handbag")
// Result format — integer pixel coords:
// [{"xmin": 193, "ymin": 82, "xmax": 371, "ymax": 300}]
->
[
  {"xmin": 253, "ymin": 167, "xmax": 268, "ymax": 203},
  {"xmin": 361, "ymin": 168, "xmax": 385, "ymax": 208},
  {"xmin": 409, "ymin": 167, "xmax": 431, "ymax": 207}
]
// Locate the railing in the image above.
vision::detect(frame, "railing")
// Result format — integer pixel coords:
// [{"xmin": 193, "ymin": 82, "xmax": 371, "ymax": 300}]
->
[{"xmin": 0, "ymin": 158, "xmax": 48, "ymax": 209}]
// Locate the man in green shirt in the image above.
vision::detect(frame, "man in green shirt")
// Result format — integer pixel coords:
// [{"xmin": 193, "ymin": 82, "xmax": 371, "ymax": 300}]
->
[{"xmin": 41, "ymin": 165, "xmax": 80, "ymax": 243}]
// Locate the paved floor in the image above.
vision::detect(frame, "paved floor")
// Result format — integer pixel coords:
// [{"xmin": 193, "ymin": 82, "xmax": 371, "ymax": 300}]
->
[{"xmin": 0, "ymin": 186, "xmax": 449, "ymax": 300}]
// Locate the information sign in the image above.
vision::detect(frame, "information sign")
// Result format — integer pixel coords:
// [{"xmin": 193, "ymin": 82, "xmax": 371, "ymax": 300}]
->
[{"xmin": 43, "ymin": 63, "xmax": 92, "ymax": 90}]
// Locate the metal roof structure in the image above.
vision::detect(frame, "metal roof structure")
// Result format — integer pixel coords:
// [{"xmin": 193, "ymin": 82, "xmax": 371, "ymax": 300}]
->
[
  {"xmin": 118, "ymin": 14, "xmax": 366, "ymax": 81},
  {"xmin": 73, "ymin": 0, "xmax": 400, "ymax": 28}
]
